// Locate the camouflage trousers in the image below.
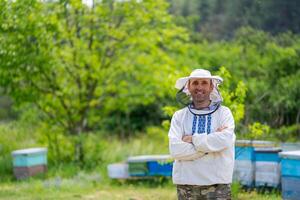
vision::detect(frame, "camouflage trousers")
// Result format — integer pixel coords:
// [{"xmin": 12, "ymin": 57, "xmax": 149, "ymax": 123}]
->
[{"xmin": 177, "ymin": 184, "xmax": 231, "ymax": 200}]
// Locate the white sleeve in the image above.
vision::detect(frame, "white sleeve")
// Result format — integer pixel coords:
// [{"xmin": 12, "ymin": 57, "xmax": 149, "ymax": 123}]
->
[
  {"xmin": 168, "ymin": 111, "xmax": 206, "ymax": 161},
  {"xmin": 192, "ymin": 107, "xmax": 235, "ymax": 152}
]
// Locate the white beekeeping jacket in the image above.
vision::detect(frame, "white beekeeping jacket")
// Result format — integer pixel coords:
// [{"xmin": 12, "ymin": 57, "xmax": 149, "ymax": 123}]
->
[{"xmin": 168, "ymin": 105, "xmax": 236, "ymax": 185}]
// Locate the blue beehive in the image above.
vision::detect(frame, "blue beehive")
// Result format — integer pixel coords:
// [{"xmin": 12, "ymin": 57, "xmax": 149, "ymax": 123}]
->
[
  {"xmin": 147, "ymin": 156, "xmax": 173, "ymax": 177},
  {"xmin": 234, "ymin": 140, "xmax": 255, "ymax": 187},
  {"xmin": 254, "ymin": 147, "xmax": 281, "ymax": 188},
  {"xmin": 279, "ymin": 151, "xmax": 300, "ymax": 200},
  {"xmin": 12, "ymin": 148, "xmax": 47, "ymax": 167},
  {"xmin": 234, "ymin": 140, "xmax": 275, "ymax": 187},
  {"xmin": 11, "ymin": 148, "xmax": 47, "ymax": 179}
]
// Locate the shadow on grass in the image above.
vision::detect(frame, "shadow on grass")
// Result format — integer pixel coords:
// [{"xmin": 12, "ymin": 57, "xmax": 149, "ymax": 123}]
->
[{"xmin": 109, "ymin": 176, "xmax": 173, "ymax": 188}]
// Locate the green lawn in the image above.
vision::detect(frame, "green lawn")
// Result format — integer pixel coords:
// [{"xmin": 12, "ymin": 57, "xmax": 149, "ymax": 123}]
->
[{"xmin": 0, "ymin": 177, "xmax": 281, "ymax": 200}]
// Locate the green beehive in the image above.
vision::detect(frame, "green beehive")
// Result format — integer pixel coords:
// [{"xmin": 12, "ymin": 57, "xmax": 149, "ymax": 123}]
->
[{"xmin": 127, "ymin": 156, "xmax": 149, "ymax": 176}]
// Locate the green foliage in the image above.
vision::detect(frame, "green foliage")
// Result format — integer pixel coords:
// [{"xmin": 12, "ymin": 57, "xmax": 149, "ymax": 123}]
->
[
  {"xmin": 233, "ymin": 27, "xmax": 300, "ymax": 127},
  {"xmin": 272, "ymin": 124, "xmax": 300, "ymax": 142},
  {"xmin": 0, "ymin": 95, "xmax": 15, "ymax": 120},
  {"xmin": 80, "ymin": 133, "xmax": 107, "ymax": 169},
  {"xmin": 162, "ymin": 106, "xmax": 179, "ymax": 118},
  {"xmin": 168, "ymin": 0, "xmax": 300, "ymax": 40},
  {"xmin": 216, "ymin": 66, "xmax": 247, "ymax": 124},
  {"xmin": 146, "ymin": 126, "xmax": 169, "ymax": 148},
  {"xmin": 247, "ymin": 122, "xmax": 271, "ymax": 140},
  {"xmin": 37, "ymin": 123, "xmax": 74, "ymax": 165}
]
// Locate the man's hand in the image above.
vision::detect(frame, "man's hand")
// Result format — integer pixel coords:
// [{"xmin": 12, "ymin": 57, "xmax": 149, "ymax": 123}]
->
[
  {"xmin": 182, "ymin": 135, "xmax": 193, "ymax": 143},
  {"xmin": 216, "ymin": 126, "xmax": 228, "ymax": 132}
]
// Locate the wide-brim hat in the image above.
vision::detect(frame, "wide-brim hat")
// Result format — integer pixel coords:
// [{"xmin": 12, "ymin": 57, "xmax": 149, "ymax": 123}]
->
[
  {"xmin": 175, "ymin": 69, "xmax": 223, "ymax": 103},
  {"xmin": 175, "ymin": 69, "xmax": 223, "ymax": 90}
]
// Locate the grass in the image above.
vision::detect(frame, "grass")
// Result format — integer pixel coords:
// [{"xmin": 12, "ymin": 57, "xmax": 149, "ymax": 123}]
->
[{"xmin": 0, "ymin": 176, "xmax": 281, "ymax": 200}]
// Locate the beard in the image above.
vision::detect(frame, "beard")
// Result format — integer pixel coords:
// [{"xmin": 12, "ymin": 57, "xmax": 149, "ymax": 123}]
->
[{"xmin": 191, "ymin": 91, "xmax": 210, "ymax": 103}]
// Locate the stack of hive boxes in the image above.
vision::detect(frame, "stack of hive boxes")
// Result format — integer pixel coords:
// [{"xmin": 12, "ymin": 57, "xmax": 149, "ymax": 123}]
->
[
  {"xmin": 234, "ymin": 140, "xmax": 275, "ymax": 187},
  {"xmin": 280, "ymin": 151, "xmax": 300, "ymax": 200},
  {"xmin": 254, "ymin": 147, "xmax": 281, "ymax": 188},
  {"xmin": 12, "ymin": 148, "xmax": 47, "ymax": 180}
]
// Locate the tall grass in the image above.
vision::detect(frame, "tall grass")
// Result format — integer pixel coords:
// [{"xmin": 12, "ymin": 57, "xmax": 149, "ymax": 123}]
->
[{"xmin": 0, "ymin": 121, "xmax": 41, "ymax": 181}]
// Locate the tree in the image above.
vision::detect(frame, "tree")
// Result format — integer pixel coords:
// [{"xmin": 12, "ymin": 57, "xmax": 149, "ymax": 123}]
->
[{"xmin": 0, "ymin": 0, "xmax": 187, "ymax": 164}]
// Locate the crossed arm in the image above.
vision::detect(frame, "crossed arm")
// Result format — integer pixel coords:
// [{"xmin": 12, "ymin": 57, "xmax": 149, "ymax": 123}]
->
[{"xmin": 168, "ymin": 109, "xmax": 235, "ymax": 161}]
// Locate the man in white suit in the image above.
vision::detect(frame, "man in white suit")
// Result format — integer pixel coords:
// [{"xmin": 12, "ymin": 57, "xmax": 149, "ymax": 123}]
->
[{"xmin": 169, "ymin": 69, "xmax": 235, "ymax": 200}]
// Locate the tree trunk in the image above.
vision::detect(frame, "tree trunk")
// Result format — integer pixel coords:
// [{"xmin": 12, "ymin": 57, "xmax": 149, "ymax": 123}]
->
[
  {"xmin": 74, "ymin": 129, "xmax": 84, "ymax": 167},
  {"xmin": 118, "ymin": 113, "xmax": 125, "ymax": 141},
  {"xmin": 296, "ymin": 109, "xmax": 300, "ymax": 125},
  {"xmin": 54, "ymin": 130, "xmax": 61, "ymax": 164},
  {"xmin": 296, "ymin": 109, "xmax": 300, "ymax": 136},
  {"xmin": 125, "ymin": 111, "xmax": 130, "ymax": 138}
]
